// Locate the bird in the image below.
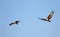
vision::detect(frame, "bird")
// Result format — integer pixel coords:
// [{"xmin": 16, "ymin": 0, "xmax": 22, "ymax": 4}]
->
[
  {"xmin": 38, "ymin": 11, "xmax": 54, "ymax": 22},
  {"xmin": 9, "ymin": 20, "xmax": 20, "ymax": 26}
]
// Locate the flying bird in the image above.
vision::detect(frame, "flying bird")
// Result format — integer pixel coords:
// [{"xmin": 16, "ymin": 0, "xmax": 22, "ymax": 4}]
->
[
  {"xmin": 38, "ymin": 11, "xmax": 54, "ymax": 22},
  {"xmin": 9, "ymin": 20, "xmax": 20, "ymax": 26}
]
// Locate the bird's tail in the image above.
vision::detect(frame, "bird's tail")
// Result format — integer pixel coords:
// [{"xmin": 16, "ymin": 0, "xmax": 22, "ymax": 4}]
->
[{"xmin": 48, "ymin": 20, "xmax": 51, "ymax": 22}]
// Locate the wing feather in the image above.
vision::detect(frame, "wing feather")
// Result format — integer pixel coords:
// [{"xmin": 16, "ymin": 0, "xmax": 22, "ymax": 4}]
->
[
  {"xmin": 47, "ymin": 11, "xmax": 54, "ymax": 20},
  {"xmin": 9, "ymin": 23, "xmax": 15, "ymax": 26}
]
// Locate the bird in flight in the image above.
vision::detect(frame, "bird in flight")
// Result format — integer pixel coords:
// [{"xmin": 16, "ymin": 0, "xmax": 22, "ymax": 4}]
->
[
  {"xmin": 9, "ymin": 20, "xmax": 20, "ymax": 26},
  {"xmin": 38, "ymin": 11, "xmax": 54, "ymax": 22}
]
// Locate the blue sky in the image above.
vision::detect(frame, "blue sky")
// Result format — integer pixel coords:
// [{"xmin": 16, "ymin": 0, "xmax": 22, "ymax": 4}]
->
[{"xmin": 0, "ymin": 0, "xmax": 60, "ymax": 37}]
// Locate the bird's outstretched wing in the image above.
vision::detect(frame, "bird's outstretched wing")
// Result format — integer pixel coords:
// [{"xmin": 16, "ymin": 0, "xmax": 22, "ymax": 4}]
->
[
  {"xmin": 38, "ymin": 18, "xmax": 48, "ymax": 21},
  {"xmin": 47, "ymin": 11, "xmax": 54, "ymax": 20},
  {"xmin": 9, "ymin": 22, "xmax": 15, "ymax": 26}
]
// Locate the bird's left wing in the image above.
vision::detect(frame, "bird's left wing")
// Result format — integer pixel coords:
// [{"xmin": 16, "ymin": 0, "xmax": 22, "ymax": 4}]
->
[
  {"xmin": 9, "ymin": 22, "xmax": 15, "ymax": 26},
  {"xmin": 38, "ymin": 18, "xmax": 48, "ymax": 21}
]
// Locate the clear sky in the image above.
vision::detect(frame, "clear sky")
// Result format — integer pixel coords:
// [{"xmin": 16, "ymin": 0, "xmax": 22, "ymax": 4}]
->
[{"xmin": 0, "ymin": 0, "xmax": 60, "ymax": 37}]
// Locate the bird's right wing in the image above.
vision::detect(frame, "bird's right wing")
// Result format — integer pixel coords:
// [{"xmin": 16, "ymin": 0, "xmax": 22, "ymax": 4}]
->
[{"xmin": 47, "ymin": 11, "xmax": 54, "ymax": 20}]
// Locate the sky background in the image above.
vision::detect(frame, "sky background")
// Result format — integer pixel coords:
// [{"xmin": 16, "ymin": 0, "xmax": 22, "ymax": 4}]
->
[{"xmin": 0, "ymin": 0, "xmax": 60, "ymax": 37}]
